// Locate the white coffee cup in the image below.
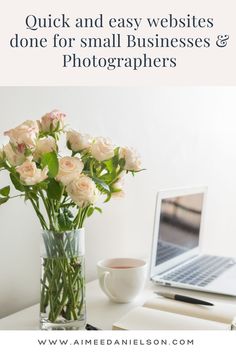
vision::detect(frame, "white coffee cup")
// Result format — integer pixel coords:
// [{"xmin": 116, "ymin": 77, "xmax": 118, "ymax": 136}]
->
[{"xmin": 97, "ymin": 258, "xmax": 147, "ymax": 303}]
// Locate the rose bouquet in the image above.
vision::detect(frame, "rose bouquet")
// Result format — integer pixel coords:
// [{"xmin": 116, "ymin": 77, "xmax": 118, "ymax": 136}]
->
[{"xmin": 0, "ymin": 110, "xmax": 143, "ymax": 329}]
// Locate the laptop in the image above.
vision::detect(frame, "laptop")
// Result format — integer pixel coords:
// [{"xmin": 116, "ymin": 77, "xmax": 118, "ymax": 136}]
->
[{"xmin": 150, "ymin": 187, "xmax": 236, "ymax": 296}]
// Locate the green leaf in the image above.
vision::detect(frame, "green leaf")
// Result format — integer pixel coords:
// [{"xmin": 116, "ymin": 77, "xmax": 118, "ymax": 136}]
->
[
  {"xmin": 103, "ymin": 159, "xmax": 114, "ymax": 174},
  {"xmin": 0, "ymin": 185, "xmax": 10, "ymax": 197},
  {"xmin": 92, "ymin": 177, "xmax": 110, "ymax": 193},
  {"xmin": 58, "ymin": 210, "xmax": 73, "ymax": 231},
  {"xmin": 24, "ymin": 148, "xmax": 32, "ymax": 157},
  {"xmin": 87, "ymin": 207, "xmax": 94, "ymax": 218},
  {"xmin": 10, "ymin": 173, "xmax": 25, "ymax": 192},
  {"xmin": 55, "ymin": 121, "xmax": 60, "ymax": 132},
  {"xmin": 58, "ymin": 212, "xmax": 68, "ymax": 231},
  {"xmin": 94, "ymin": 207, "xmax": 102, "ymax": 214},
  {"xmin": 26, "ymin": 191, "xmax": 39, "ymax": 205},
  {"xmin": 101, "ymin": 172, "xmax": 116, "ymax": 184},
  {"xmin": 66, "ymin": 140, "xmax": 72, "ymax": 151},
  {"xmin": 0, "ymin": 197, "xmax": 9, "ymax": 205},
  {"xmin": 110, "ymin": 186, "xmax": 122, "ymax": 193},
  {"xmin": 104, "ymin": 193, "xmax": 112, "ymax": 203},
  {"xmin": 119, "ymin": 158, "xmax": 126, "ymax": 169},
  {"xmin": 41, "ymin": 151, "xmax": 59, "ymax": 178},
  {"xmin": 114, "ymin": 147, "xmax": 119, "ymax": 156},
  {"xmin": 37, "ymin": 180, "xmax": 49, "ymax": 190},
  {"xmin": 112, "ymin": 154, "xmax": 119, "ymax": 168},
  {"xmin": 87, "ymin": 206, "xmax": 102, "ymax": 217},
  {"xmin": 47, "ymin": 179, "xmax": 62, "ymax": 201}
]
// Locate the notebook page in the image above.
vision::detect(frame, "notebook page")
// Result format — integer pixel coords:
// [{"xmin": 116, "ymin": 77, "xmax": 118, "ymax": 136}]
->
[
  {"xmin": 112, "ymin": 307, "xmax": 230, "ymax": 330},
  {"xmin": 144, "ymin": 297, "xmax": 236, "ymax": 324}
]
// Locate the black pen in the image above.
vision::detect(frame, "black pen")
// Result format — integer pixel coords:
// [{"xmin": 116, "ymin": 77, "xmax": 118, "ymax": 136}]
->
[
  {"xmin": 85, "ymin": 323, "xmax": 100, "ymax": 330},
  {"xmin": 154, "ymin": 291, "xmax": 214, "ymax": 306}
]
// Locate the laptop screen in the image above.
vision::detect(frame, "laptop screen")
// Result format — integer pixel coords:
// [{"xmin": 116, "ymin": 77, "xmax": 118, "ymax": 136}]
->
[{"xmin": 155, "ymin": 193, "xmax": 204, "ymax": 266}]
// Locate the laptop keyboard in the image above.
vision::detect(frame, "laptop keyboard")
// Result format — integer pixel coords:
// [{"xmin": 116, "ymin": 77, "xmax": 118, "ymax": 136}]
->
[
  {"xmin": 156, "ymin": 241, "xmax": 187, "ymax": 265},
  {"xmin": 159, "ymin": 255, "xmax": 235, "ymax": 287}
]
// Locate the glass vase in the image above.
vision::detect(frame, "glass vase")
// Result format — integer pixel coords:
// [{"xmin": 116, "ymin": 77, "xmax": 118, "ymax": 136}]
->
[{"xmin": 40, "ymin": 228, "xmax": 86, "ymax": 330}]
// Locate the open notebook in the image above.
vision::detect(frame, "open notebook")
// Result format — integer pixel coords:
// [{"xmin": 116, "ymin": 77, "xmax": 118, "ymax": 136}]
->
[{"xmin": 112, "ymin": 296, "xmax": 236, "ymax": 330}]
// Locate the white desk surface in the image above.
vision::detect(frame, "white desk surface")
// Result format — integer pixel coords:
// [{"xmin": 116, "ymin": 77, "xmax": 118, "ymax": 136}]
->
[{"xmin": 0, "ymin": 280, "xmax": 236, "ymax": 330}]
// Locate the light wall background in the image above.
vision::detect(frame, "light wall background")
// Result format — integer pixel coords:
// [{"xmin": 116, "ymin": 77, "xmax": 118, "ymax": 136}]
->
[{"xmin": 0, "ymin": 87, "xmax": 236, "ymax": 318}]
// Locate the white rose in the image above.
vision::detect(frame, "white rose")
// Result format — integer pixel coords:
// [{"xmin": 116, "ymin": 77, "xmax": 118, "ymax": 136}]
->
[
  {"xmin": 56, "ymin": 156, "xmax": 84, "ymax": 186},
  {"xmin": 90, "ymin": 137, "xmax": 114, "ymax": 161},
  {"xmin": 39, "ymin": 109, "xmax": 66, "ymax": 132},
  {"xmin": 66, "ymin": 175, "xmax": 98, "ymax": 207},
  {"xmin": 4, "ymin": 120, "xmax": 39, "ymax": 149},
  {"xmin": 4, "ymin": 143, "xmax": 25, "ymax": 166},
  {"xmin": 16, "ymin": 158, "xmax": 48, "ymax": 185},
  {"xmin": 67, "ymin": 130, "xmax": 91, "ymax": 152},
  {"xmin": 119, "ymin": 147, "xmax": 141, "ymax": 171},
  {"xmin": 111, "ymin": 173, "xmax": 125, "ymax": 198},
  {"xmin": 34, "ymin": 137, "xmax": 57, "ymax": 161}
]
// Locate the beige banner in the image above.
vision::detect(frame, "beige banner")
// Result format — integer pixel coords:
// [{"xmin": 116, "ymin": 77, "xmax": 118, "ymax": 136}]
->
[{"xmin": 0, "ymin": 0, "xmax": 235, "ymax": 85}]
